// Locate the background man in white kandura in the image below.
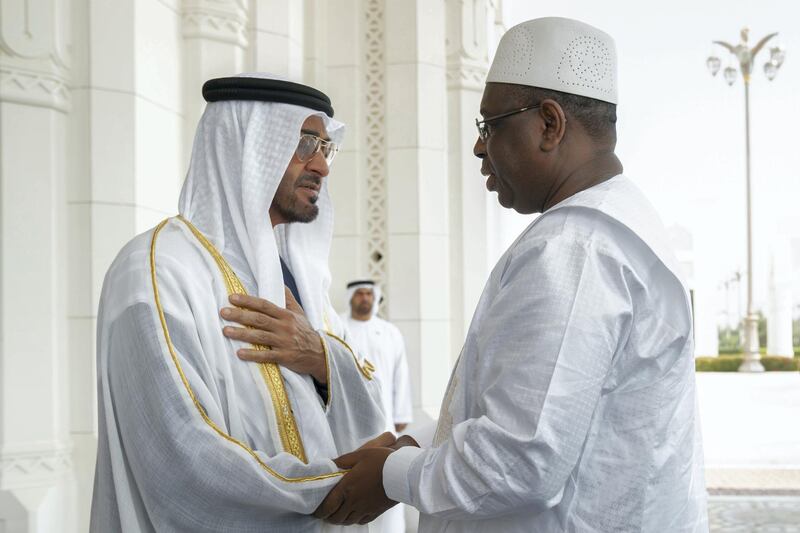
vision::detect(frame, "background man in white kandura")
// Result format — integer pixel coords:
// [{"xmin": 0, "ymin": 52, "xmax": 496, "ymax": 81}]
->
[{"xmin": 340, "ymin": 279, "xmax": 412, "ymax": 533}]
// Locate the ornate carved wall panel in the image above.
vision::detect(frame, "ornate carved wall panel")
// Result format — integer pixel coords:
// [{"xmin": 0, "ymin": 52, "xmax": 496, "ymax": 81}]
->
[
  {"xmin": 0, "ymin": 0, "xmax": 71, "ymax": 111},
  {"xmin": 0, "ymin": 444, "xmax": 73, "ymax": 488},
  {"xmin": 364, "ymin": 0, "xmax": 387, "ymax": 284},
  {"xmin": 445, "ymin": 0, "xmax": 489, "ymax": 91},
  {"xmin": 182, "ymin": 0, "xmax": 248, "ymax": 47}
]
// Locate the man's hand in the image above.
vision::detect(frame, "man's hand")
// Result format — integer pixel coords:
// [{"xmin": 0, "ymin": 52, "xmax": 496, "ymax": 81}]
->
[
  {"xmin": 356, "ymin": 431, "xmax": 419, "ymax": 452},
  {"xmin": 358, "ymin": 432, "xmax": 397, "ymax": 450},
  {"xmin": 313, "ymin": 447, "xmax": 396, "ymax": 525},
  {"xmin": 388, "ymin": 434, "xmax": 419, "ymax": 451},
  {"xmin": 221, "ymin": 287, "xmax": 327, "ymax": 383}
]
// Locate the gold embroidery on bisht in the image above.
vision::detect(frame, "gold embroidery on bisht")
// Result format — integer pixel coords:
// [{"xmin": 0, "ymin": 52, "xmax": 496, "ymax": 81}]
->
[
  {"xmin": 319, "ymin": 334, "xmax": 333, "ymax": 408},
  {"xmin": 174, "ymin": 216, "xmax": 308, "ymax": 464},
  {"xmin": 324, "ymin": 332, "xmax": 375, "ymax": 380},
  {"xmin": 323, "ymin": 312, "xmax": 375, "ymax": 379},
  {"xmin": 150, "ymin": 218, "xmax": 343, "ymax": 481}
]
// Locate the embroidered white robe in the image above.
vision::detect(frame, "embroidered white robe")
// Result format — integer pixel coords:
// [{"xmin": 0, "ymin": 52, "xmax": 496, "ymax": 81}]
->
[
  {"xmin": 384, "ymin": 176, "xmax": 708, "ymax": 533},
  {"xmin": 91, "ymin": 218, "xmax": 385, "ymax": 532}
]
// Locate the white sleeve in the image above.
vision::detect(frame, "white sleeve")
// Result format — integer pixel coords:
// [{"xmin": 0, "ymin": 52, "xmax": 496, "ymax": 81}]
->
[
  {"xmin": 391, "ymin": 327, "xmax": 413, "ymax": 424},
  {"xmin": 322, "ymin": 332, "xmax": 386, "ymax": 452},
  {"xmin": 96, "ymin": 303, "xmax": 348, "ymax": 531},
  {"xmin": 383, "ymin": 234, "xmax": 632, "ymax": 519}
]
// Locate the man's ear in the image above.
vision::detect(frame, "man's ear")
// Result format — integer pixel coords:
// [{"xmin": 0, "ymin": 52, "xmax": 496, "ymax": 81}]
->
[{"xmin": 538, "ymin": 99, "xmax": 567, "ymax": 152}]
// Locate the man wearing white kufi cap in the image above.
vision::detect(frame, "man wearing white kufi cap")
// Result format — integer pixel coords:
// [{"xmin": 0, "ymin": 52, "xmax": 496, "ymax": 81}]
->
[
  {"xmin": 90, "ymin": 74, "xmax": 386, "ymax": 532},
  {"xmin": 315, "ymin": 17, "xmax": 708, "ymax": 532}
]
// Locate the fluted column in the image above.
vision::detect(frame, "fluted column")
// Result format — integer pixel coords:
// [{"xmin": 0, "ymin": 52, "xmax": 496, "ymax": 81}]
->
[{"xmin": 0, "ymin": 0, "xmax": 76, "ymax": 530}]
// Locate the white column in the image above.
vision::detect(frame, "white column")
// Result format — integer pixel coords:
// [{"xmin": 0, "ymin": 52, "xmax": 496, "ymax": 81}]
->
[
  {"xmin": 65, "ymin": 1, "xmax": 95, "ymax": 527},
  {"xmin": 182, "ymin": 0, "xmax": 248, "ymax": 167},
  {"xmin": 248, "ymin": 0, "xmax": 304, "ymax": 78},
  {"xmin": 445, "ymin": 0, "xmax": 492, "ymax": 360},
  {"xmin": 384, "ymin": 0, "xmax": 451, "ymax": 419},
  {"xmin": 324, "ymin": 0, "xmax": 367, "ymax": 310},
  {"xmin": 303, "ymin": 0, "xmax": 328, "ymax": 87},
  {"xmin": 0, "ymin": 0, "xmax": 76, "ymax": 530},
  {"xmin": 490, "ymin": 0, "xmax": 511, "ymax": 46},
  {"xmin": 767, "ymin": 245, "xmax": 794, "ymax": 357},
  {"xmin": 668, "ymin": 225, "xmax": 720, "ymax": 357},
  {"xmin": 66, "ymin": 0, "xmax": 183, "ymax": 528},
  {"xmin": 693, "ymin": 287, "xmax": 720, "ymax": 357}
]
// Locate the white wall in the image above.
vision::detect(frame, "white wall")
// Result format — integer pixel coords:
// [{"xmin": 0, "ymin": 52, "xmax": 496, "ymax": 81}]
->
[{"xmin": 1, "ymin": 0, "xmax": 75, "ymax": 529}]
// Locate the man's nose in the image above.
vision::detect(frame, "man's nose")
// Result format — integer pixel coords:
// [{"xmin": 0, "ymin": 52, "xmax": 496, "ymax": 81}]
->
[
  {"xmin": 473, "ymin": 136, "xmax": 486, "ymax": 160},
  {"xmin": 307, "ymin": 150, "xmax": 330, "ymax": 177}
]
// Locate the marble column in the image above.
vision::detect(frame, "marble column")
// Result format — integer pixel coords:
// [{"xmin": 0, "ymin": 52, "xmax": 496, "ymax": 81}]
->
[
  {"xmin": 67, "ymin": 0, "xmax": 183, "ymax": 528},
  {"xmin": 248, "ymin": 0, "xmax": 304, "ymax": 78},
  {"xmin": 445, "ymin": 0, "xmax": 492, "ymax": 360},
  {"xmin": 384, "ymin": 0, "xmax": 451, "ymax": 419},
  {"xmin": 767, "ymin": 245, "xmax": 794, "ymax": 357},
  {"xmin": 303, "ymin": 0, "xmax": 328, "ymax": 87},
  {"xmin": 0, "ymin": 0, "xmax": 76, "ymax": 530},
  {"xmin": 323, "ymin": 0, "xmax": 368, "ymax": 309}
]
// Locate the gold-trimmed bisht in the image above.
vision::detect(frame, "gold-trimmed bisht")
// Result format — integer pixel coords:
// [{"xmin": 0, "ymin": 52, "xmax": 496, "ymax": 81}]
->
[
  {"xmin": 150, "ymin": 217, "xmax": 344, "ymax": 482},
  {"xmin": 324, "ymin": 332, "xmax": 376, "ymax": 381},
  {"xmin": 321, "ymin": 313, "xmax": 375, "ymax": 381}
]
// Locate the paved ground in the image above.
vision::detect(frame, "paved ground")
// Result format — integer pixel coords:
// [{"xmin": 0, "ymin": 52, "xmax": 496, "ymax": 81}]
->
[
  {"xmin": 697, "ymin": 372, "xmax": 800, "ymax": 532},
  {"xmin": 708, "ymin": 497, "xmax": 800, "ymax": 532},
  {"xmin": 706, "ymin": 468, "xmax": 800, "ymax": 496}
]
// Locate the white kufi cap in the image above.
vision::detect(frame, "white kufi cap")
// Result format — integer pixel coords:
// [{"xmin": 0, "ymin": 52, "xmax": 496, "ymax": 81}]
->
[{"xmin": 487, "ymin": 17, "xmax": 618, "ymax": 104}]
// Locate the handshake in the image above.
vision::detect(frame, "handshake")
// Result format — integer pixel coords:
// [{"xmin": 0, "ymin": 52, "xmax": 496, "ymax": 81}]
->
[{"xmin": 313, "ymin": 432, "xmax": 419, "ymax": 526}]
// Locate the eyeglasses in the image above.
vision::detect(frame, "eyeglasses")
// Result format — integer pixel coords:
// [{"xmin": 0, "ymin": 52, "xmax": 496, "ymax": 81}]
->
[
  {"xmin": 296, "ymin": 133, "xmax": 338, "ymax": 165},
  {"xmin": 475, "ymin": 104, "xmax": 541, "ymax": 142}
]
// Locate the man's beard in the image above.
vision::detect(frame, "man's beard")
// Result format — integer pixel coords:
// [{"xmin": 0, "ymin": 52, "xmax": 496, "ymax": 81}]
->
[
  {"xmin": 273, "ymin": 174, "xmax": 321, "ymax": 223},
  {"xmin": 355, "ymin": 301, "xmax": 372, "ymax": 315}
]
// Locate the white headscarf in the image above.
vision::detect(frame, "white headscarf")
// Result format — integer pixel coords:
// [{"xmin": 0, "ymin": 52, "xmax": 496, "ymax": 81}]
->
[
  {"xmin": 345, "ymin": 281, "xmax": 382, "ymax": 319},
  {"xmin": 178, "ymin": 73, "xmax": 345, "ymax": 333}
]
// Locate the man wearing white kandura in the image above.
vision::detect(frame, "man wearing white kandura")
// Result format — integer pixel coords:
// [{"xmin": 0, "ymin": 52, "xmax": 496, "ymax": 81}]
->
[{"xmin": 91, "ymin": 73, "xmax": 386, "ymax": 532}]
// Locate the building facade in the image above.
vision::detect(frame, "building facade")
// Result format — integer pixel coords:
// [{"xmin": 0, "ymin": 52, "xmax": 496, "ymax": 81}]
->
[{"xmin": 0, "ymin": 0, "xmax": 521, "ymax": 530}]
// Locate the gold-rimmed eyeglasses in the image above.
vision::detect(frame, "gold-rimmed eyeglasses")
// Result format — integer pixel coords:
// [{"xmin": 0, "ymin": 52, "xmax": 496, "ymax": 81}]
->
[{"xmin": 296, "ymin": 133, "xmax": 338, "ymax": 165}]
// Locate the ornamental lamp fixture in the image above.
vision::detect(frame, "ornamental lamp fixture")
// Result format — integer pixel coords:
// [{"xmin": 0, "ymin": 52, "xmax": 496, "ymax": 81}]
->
[
  {"xmin": 723, "ymin": 65, "xmax": 738, "ymax": 85},
  {"xmin": 706, "ymin": 55, "xmax": 721, "ymax": 76},
  {"xmin": 705, "ymin": 27, "xmax": 787, "ymax": 372},
  {"xmin": 770, "ymin": 45, "xmax": 786, "ymax": 67},
  {"xmin": 764, "ymin": 60, "xmax": 778, "ymax": 80}
]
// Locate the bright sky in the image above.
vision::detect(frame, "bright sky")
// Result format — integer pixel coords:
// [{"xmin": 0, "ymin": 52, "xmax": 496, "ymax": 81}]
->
[{"xmin": 507, "ymin": 0, "xmax": 800, "ymax": 323}]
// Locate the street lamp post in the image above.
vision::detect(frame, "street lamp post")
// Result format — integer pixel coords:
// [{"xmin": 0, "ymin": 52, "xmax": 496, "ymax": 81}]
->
[{"xmin": 706, "ymin": 28, "xmax": 786, "ymax": 372}]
